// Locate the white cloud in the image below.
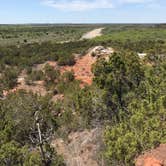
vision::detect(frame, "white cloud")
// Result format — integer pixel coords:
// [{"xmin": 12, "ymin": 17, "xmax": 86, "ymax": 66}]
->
[
  {"xmin": 42, "ymin": 0, "xmax": 114, "ymax": 11},
  {"xmin": 119, "ymin": 0, "xmax": 155, "ymax": 3},
  {"xmin": 120, "ymin": 0, "xmax": 147, "ymax": 3},
  {"xmin": 42, "ymin": 0, "xmax": 159, "ymax": 11}
]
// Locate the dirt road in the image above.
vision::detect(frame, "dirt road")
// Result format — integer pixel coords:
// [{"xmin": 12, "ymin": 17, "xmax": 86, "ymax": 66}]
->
[{"xmin": 81, "ymin": 28, "xmax": 104, "ymax": 40}]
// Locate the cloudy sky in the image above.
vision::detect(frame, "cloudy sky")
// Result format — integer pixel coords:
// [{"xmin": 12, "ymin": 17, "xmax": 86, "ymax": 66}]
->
[{"xmin": 0, "ymin": 0, "xmax": 166, "ymax": 23}]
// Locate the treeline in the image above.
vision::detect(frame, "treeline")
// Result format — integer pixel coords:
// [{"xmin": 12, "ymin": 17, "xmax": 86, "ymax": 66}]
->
[
  {"xmin": 0, "ymin": 25, "xmax": 94, "ymax": 46},
  {"xmin": 102, "ymin": 25, "xmax": 166, "ymax": 40},
  {"xmin": 0, "ymin": 37, "xmax": 165, "ymax": 69},
  {"xmin": 0, "ymin": 41, "xmax": 90, "ymax": 68}
]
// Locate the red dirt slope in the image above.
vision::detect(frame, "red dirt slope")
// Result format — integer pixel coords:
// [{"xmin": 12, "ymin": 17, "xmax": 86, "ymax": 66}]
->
[
  {"xmin": 136, "ymin": 144, "xmax": 166, "ymax": 166},
  {"xmin": 61, "ymin": 53, "xmax": 96, "ymax": 87}
]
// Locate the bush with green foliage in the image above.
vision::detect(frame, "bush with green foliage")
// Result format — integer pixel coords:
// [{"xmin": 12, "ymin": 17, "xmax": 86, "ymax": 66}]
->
[
  {"xmin": 56, "ymin": 85, "xmax": 108, "ymax": 137},
  {"xmin": 93, "ymin": 52, "xmax": 145, "ymax": 116},
  {"xmin": 43, "ymin": 64, "xmax": 60, "ymax": 90},
  {"xmin": 104, "ymin": 95, "xmax": 166, "ymax": 166},
  {"xmin": 44, "ymin": 64, "xmax": 60, "ymax": 82},
  {"xmin": 61, "ymin": 71, "xmax": 75, "ymax": 82},
  {"xmin": 27, "ymin": 70, "xmax": 44, "ymax": 82},
  {"xmin": 0, "ymin": 91, "xmax": 65, "ymax": 166},
  {"xmin": 0, "ymin": 67, "xmax": 19, "ymax": 90},
  {"xmin": 58, "ymin": 54, "xmax": 75, "ymax": 66},
  {"xmin": 92, "ymin": 53, "xmax": 166, "ymax": 165}
]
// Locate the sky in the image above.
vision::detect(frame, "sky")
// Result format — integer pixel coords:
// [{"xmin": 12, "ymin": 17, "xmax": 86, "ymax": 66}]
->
[{"xmin": 0, "ymin": 0, "xmax": 166, "ymax": 24}]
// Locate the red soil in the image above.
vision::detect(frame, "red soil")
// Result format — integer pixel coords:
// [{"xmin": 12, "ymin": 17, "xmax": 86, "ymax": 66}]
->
[
  {"xmin": 60, "ymin": 53, "xmax": 96, "ymax": 87},
  {"xmin": 3, "ymin": 52, "xmax": 97, "ymax": 97},
  {"xmin": 136, "ymin": 144, "xmax": 166, "ymax": 166}
]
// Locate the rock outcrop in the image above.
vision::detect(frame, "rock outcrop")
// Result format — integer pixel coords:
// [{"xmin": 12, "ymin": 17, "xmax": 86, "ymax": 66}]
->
[{"xmin": 90, "ymin": 46, "xmax": 114, "ymax": 59}]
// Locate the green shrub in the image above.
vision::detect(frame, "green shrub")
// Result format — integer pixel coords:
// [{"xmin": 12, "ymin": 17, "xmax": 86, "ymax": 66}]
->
[
  {"xmin": 27, "ymin": 70, "xmax": 44, "ymax": 82},
  {"xmin": 104, "ymin": 96, "xmax": 166, "ymax": 166},
  {"xmin": 0, "ymin": 67, "xmax": 19, "ymax": 90},
  {"xmin": 0, "ymin": 92, "xmax": 65, "ymax": 166},
  {"xmin": 43, "ymin": 64, "xmax": 60, "ymax": 90},
  {"xmin": 58, "ymin": 54, "xmax": 75, "ymax": 66},
  {"xmin": 61, "ymin": 71, "xmax": 75, "ymax": 82},
  {"xmin": 44, "ymin": 64, "xmax": 60, "ymax": 81}
]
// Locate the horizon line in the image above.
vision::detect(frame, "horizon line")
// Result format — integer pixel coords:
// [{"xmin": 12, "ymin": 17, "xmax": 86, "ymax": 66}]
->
[{"xmin": 0, "ymin": 23, "xmax": 166, "ymax": 25}]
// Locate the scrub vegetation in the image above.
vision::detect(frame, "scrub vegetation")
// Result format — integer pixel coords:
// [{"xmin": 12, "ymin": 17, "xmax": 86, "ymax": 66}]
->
[{"xmin": 0, "ymin": 24, "xmax": 166, "ymax": 166}]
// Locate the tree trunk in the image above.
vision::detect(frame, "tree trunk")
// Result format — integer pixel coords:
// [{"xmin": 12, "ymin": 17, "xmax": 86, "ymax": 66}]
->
[{"xmin": 37, "ymin": 122, "xmax": 48, "ymax": 166}]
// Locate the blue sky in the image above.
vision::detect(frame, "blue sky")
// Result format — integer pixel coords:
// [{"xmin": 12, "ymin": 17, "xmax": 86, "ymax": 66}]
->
[{"xmin": 0, "ymin": 0, "xmax": 166, "ymax": 24}]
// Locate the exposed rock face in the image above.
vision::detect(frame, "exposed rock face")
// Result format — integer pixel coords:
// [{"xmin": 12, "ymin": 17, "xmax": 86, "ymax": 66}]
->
[
  {"xmin": 52, "ymin": 128, "xmax": 103, "ymax": 166},
  {"xmin": 90, "ymin": 46, "xmax": 114, "ymax": 59},
  {"xmin": 137, "ymin": 53, "xmax": 147, "ymax": 59},
  {"xmin": 136, "ymin": 144, "xmax": 166, "ymax": 166}
]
